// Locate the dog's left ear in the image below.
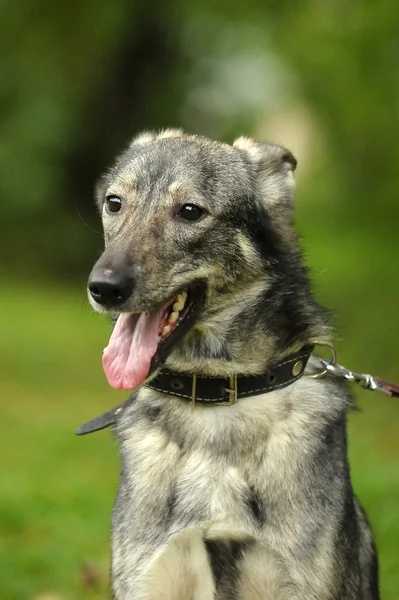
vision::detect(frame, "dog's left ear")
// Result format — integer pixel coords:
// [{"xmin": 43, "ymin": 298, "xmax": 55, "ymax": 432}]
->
[{"xmin": 233, "ymin": 137, "xmax": 297, "ymax": 211}]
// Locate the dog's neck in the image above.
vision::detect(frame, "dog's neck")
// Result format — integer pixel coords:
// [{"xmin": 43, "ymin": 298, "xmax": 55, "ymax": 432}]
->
[{"xmin": 164, "ymin": 276, "xmax": 330, "ymax": 377}]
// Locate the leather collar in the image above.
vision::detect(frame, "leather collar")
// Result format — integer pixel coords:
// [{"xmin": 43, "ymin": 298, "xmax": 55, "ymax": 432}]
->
[{"xmin": 75, "ymin": 345, "xmax": 314, "ymax": 436}]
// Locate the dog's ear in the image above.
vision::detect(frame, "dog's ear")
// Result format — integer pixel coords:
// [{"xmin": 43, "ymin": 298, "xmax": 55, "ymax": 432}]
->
[
  {"xmin": 233, "ymin": 136, "xmax": 297, "ymax": 211},
  {"xmin": 129, "ymin": 131, "xmax": 157, "ymax": 146},
  {"xmin": 129, "ymin": 128, "xmax": 184, "ymax": 147}
]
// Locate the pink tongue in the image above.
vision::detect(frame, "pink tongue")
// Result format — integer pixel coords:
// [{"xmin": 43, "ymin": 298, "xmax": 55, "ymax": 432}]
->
[{"xmin": 102, "ymin": 309, "xmax": 163, "ymax": 390}]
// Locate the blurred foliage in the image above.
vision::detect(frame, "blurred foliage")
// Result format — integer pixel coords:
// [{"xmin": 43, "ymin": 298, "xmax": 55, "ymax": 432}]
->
[
  {"xmin": 1, "ymin": 0, "xmax": 399, "ymax": 599},
  {"xmin": 1, "ymin": 0, "xmax": 399, "ymax": 276}
]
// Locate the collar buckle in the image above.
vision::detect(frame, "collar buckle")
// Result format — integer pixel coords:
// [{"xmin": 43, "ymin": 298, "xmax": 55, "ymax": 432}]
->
[
  {"xmin": 220, "ymin": 373, "xmax": 238, "ymax": 406},
  {"xmin": 191, "ymin": 373, "xmax": 238, "ymax": 406}
]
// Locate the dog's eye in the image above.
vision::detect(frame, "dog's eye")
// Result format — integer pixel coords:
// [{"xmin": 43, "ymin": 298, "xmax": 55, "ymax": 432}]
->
[
  {"xmin": 105, "ymin": 196, "xmax": 122, "ymax": 214},
  {"xmin": 178, "ymin": 204, "xmax": 204, "ymax": 221}
]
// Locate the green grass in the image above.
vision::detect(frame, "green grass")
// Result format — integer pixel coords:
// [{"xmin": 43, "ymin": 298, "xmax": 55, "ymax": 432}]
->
[
  {"xmin": 0, "ymin": 284, "xmax": 123, "ymax": 600},
  {"xmin": 1, "ymin": 260, "xmax": 398, "ymax": 598}
]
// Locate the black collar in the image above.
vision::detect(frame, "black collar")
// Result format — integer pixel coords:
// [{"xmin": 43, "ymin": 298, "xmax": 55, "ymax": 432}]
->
[{"xmin": 75, "ymin": 345, "xmax": 314, "ymax": 436}]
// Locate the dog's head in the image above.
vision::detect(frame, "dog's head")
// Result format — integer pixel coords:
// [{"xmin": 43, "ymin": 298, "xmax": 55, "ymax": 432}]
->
[{"xmin": 88, "ymin": 129, "xmax": 325, "ymax": 389}]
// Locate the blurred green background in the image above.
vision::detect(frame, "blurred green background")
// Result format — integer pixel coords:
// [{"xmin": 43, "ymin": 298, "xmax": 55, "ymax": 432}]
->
[{"xmin": 1, "ymin": 1, "xmax": 398, "ymax": 599}]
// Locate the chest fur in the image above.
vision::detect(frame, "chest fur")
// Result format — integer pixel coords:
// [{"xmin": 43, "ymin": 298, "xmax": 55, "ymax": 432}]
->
[{"xmin": 111, "ymin": 384, "xmax": 347, "ymax": 599}]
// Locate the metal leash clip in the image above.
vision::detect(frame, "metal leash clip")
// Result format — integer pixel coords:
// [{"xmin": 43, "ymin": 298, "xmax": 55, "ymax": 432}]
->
[
  {"xmin": 319, "ymin": 360, "xmax": 383, "ymax": 392},
  {"xmin": 311, "ymin": 341, "xmax": 399, "ymax": 398}
]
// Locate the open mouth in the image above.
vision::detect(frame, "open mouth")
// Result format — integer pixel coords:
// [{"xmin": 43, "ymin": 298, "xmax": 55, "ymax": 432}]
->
[
  {"xmin": 102, "ymin": 283, "xmax": 205, "ymax": 390},
  {"xmin": 157, "ymin": 290, "xmax": 189, "ymax": 344}
]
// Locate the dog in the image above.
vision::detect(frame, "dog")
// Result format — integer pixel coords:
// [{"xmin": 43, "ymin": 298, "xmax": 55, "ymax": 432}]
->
[{"xmin": 86, "ymin": 129, "xmax": 379, "ymax": 599}]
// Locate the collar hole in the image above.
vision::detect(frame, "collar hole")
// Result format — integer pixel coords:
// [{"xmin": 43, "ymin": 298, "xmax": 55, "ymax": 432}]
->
[{"xmin": 171, "ymin": 379, "xmax": 184, "ymax": 390}]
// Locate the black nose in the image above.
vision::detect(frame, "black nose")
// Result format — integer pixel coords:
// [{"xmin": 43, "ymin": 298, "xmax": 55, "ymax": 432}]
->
[{"xmin": 88, "ymin": 269, "xmax": 134, "ymax": 307}]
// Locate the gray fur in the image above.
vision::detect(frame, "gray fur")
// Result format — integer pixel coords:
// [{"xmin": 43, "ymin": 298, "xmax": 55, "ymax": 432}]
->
[{"xmin": 88, "ymin": 130, "xmax": 379, "ymax": 599}]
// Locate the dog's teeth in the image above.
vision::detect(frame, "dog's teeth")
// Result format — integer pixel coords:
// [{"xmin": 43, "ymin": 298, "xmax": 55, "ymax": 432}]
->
[
  {"xmin": 157, "ymin": 335, "xmax": 161, "ymax": 342},
  {"xmin": 173, "ymin": 297, "xmax": 184, "ymax": 311},
  {"xmin": 173, "ymin": 291, "xmax": 187, "ymax": 311},
  {"xmin": 162, "ymin": 325, "xmax": 171, "ymax": 336},
  {"xmin": 168, "ymin": 311, "xmax": 179, "ymax": 323}
]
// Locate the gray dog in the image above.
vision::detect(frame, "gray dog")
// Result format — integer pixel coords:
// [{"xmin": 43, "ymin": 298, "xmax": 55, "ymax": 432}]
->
[{"xmin": 84, "ymin": 130, "xmax": 379, "ymax": 599}]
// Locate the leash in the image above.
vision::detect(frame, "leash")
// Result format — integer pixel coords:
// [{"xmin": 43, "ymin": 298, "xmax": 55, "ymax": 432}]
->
[
  {"xmin": 310, "ymin": 341, "xmax": 399, "ymax": 398},
  {"xmin": 75, "ymin": 342, "xmax": 398, "ymax": 436}
]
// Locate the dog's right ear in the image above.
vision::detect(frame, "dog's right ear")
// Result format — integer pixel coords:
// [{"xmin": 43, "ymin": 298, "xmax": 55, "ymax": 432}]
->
[
  {"xmin": 233, "ymin": 136, "xmax": 297, "ymax": 212},
  {"xmin": 129, "ymin": 128, "xmax": 184, "ymax": 147},
  {"xmin": 129, "ymin": 131, "xmax": 157, "ymax": 146}
]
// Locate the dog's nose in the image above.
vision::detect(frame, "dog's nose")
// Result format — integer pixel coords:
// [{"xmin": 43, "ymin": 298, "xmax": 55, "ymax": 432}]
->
[{"xmin": 88, "ymin": 269, "xmax": 134, "ymax": 307}]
